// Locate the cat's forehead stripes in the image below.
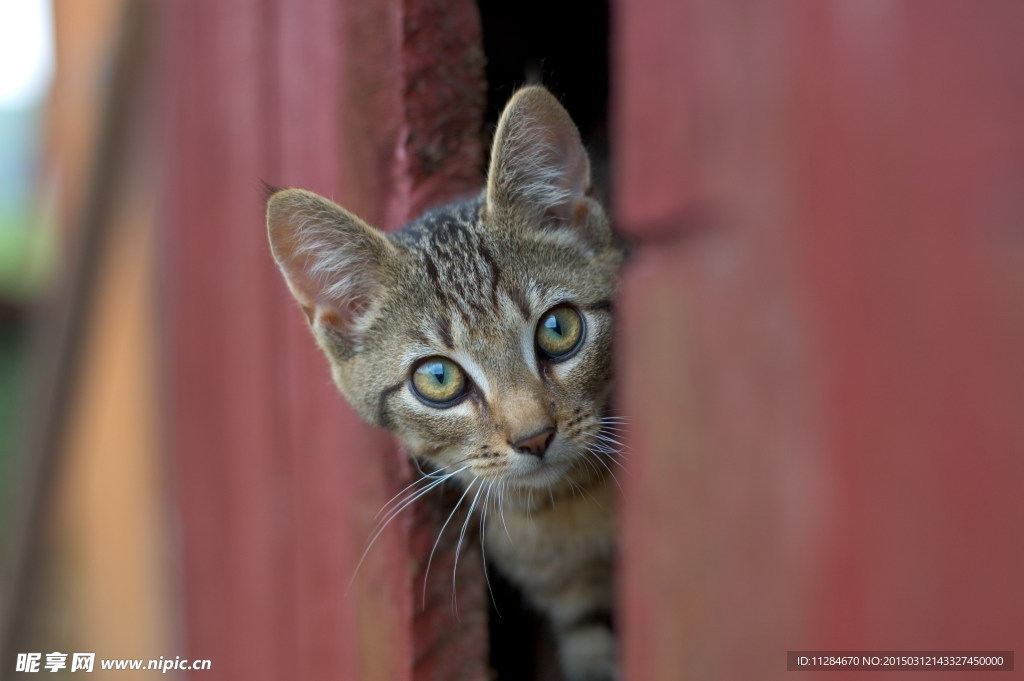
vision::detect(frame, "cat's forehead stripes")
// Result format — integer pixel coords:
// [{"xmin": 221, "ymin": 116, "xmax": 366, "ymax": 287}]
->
[
  {"xmin": 397, "ymin": 204, "xmax": 513, "ymax": 336},
  {"xmin": 410, "ymin": 291, "xmax": 540, "ymax": 377}
]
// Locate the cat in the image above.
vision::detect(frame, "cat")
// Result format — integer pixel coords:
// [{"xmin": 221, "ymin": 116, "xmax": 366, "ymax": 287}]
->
[{"xmin": 266, "ymin": 86, "xmax": 624, "ymax": 681}]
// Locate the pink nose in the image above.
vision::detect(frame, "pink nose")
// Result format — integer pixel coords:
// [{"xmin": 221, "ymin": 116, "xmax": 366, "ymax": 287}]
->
[{"xmin": 511, "ymin": 426, "xmax": 556, "ymax": 458}]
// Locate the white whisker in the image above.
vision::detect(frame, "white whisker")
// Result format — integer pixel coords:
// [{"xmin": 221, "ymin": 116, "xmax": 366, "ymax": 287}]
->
[
  {"xmin": 372, "ymin": 467, "xmax": 466, "ymax": 535},
  {"xmin": 593, "ymin": 433, "xmax": 626, "ymax": 449},
  {"xmin": 498, "ymin": 479, "xmax": 512, "ymax": 542},
  {"xmin": 347, "ymin": 466, "xmax": 468, "ymax": 593},
  {"xmin": 597, "ymin": 450, "xmax": 627, "ymax": 471},
  {"xmin": 374, "ymin": 460, "xmax": 466, "ymax": 521},
  {"xmin": 479, "ymin": 480, "xmax": 500, "ymax": 616},
  {"xmin": 422, "ymin": 478, "xmax": 477, "ymax": 608},
  {"xmin": 452, "ymin": 480, "xmax": 485, "ymax": 615},
  {"xmin": 587, "ymin": 448, "xmax": 623, "ymax": 492}
]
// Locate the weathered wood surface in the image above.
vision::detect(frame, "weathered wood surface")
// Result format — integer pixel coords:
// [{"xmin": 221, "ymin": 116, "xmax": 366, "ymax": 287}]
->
[
  {"xmin": 616, "ymin": 1, "xmax": 1024, "ymax": 679},
  {"xmin": 162, "ymin": 1, "xmax": 487, "ymax": 678}
]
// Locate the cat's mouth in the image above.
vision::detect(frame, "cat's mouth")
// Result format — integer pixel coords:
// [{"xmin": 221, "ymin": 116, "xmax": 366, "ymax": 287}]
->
[
  {"xmin": 503, "ymin": 445, "xmax": 578, "ymax": 488},
  {"xmin": 508, "ymin": 462, "xmax": 569, "ymax": 488}
]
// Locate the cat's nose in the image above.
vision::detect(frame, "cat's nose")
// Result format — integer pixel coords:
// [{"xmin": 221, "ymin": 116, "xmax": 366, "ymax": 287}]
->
[{"xmin": 511, "ymin": 426, "xmax": 556, "ymax": 458}]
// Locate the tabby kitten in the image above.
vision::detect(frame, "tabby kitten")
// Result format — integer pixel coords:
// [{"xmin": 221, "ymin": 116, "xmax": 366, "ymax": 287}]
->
[{"xmin": 267, "ymin": 86, "xmax": 623, "ymax": 681}]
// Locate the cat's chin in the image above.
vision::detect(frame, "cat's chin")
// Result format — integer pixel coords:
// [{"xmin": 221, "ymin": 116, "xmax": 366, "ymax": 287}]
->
[{"xmin": 499, "ymin": 456, "xmax": 575, "ymax": 489}]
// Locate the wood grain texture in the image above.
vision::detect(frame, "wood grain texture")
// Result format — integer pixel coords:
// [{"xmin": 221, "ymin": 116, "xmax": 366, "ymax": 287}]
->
[
  {"xmin": 615, "ymin": 1, "xmax": 1024, "ymax": 679},
  {"xmin": 161, "ymin": 1, "xmax": 487, "ymax": 679}
]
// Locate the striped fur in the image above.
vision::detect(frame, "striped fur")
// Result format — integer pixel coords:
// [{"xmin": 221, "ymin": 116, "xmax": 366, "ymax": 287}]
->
[{"xmin": 268, "ymin": 86, "xmax": 623, "ymax": 681}]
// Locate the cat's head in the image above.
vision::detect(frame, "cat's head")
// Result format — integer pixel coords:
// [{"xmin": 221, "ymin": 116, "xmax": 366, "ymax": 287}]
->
[{"xmin": 267, "ymin": 86, "xmax": 622, "ymax": 490}]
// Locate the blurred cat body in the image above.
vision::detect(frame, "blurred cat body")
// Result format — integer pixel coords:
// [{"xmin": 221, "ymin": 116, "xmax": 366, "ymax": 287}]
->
[{"xmin": 267, "ymin": 86, "xmax": 623, "ymax": 681}]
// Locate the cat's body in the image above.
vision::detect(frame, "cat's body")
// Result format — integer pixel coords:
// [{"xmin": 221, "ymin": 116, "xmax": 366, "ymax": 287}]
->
[{"xmin": 267, "ymin": 87, "xmax": 623, "ymax": 681}]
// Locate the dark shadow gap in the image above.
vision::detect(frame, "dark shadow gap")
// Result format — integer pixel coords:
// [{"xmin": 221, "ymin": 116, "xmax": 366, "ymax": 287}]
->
[{"xmin": 479, "ymin": 0, "xmax": 611, "ymax": 203}]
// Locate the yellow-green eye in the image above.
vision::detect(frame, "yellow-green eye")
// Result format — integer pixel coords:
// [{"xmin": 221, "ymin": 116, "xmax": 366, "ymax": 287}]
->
[
  {"xmin": 411, "ymin": 357, "xmax": 467, "ymax": 406},
  {"xmin": 536, "ymin": 305, "xmax": 584, "ymax": 360}
]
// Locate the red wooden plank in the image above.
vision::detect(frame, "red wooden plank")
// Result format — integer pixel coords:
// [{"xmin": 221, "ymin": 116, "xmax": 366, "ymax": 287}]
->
[
  {"xmin": 793, "ymin": 3, "xmax": 1024, "ymax": 655},
  {"xmin": 162, "ymin": 1, "xmax": 487, "ymax": 679},
  {"xmin": 163, "ymin": 3, "xmax": 285, "ymax": 679},
  {"xmin": 271, "ymin": 3, "xmax": 410, "ymax": 679},
  {"xmin": 392, "ymin": 2, "xmax": 490, "ymax": 679},
  {"xmin": 615, "ymin": 1, "xmax": 1024, "ymax": 679}
]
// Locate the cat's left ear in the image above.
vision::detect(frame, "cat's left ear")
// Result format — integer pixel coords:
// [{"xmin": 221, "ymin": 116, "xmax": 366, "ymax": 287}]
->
[{"xmin": 485, "ymin": 86, "xmax": 609, "ymax": 248}]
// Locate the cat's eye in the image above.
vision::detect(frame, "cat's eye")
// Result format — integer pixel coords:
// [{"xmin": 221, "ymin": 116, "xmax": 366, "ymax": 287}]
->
[
  {"xmin": 536, "ymin": 305, "xmax": 585, "ymax": 360},
  {"xmin": 410, "ymin": 357, "xmax": 467, "ymax": 406}
]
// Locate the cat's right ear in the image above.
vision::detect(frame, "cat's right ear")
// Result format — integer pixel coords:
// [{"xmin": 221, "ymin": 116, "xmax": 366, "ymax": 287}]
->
[
  {"xmin": 485, "ymin": 86, "xmax": 609, "ymax": 250},
  {"xmin": 266, "ymin": 188, "xmax": 395, "ymax": 332}
]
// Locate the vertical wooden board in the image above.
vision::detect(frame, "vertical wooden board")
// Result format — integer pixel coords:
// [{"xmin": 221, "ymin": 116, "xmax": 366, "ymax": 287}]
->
[
  {"xmin": 271, "ymin": 1, "xmax": 420, "ymax": 679},
  {"xmin": 162, "ymin": 0, "xmax": 489, "ymax": 679},
  {"xmin": 615, "ymin": 0, "xmax": 1024, "ymax": 679},
  {"xmin": 394, "ymin": 1, "xmax": 490, "ymax": 678},
  {"xmin": 162, "ymin": 2, "xmax": 297, "ymax": 679},
  {"xmin": 395, "ymin": 0, "xmax": 487, "ymax": 218},
  {"xmin": 791, "ymin": 1, "xmax": 1024, "ymax": 656},
  {"xmin": 616, "ymin": 2, "xmax": 824, "ymax": 678}
]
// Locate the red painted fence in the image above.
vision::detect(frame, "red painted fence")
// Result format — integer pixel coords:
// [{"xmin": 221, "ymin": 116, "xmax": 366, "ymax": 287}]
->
[
  {"xmin": 162, "ymin": 1, "xmax": 486, "ymax": 679},
  {"xmin": 616, "ymin": 1, "xmax": 1024, "ymax": 679},
  {"xmin": 160, "ymin": 1, "xmax": 1024, "ymax": 679}
]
